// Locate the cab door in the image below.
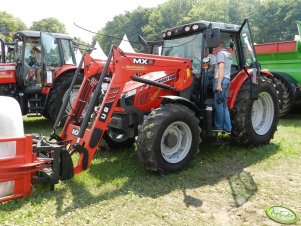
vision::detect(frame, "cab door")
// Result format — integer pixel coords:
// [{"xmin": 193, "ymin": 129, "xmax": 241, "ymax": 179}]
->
[
  {"xmin": 238, "ymin": 19, "xmax": 259, "ymax": 84},
  {"xmin": 238, "ymin": 19, "xmax": 258, "ymax": 66},
  {"xmin": 40, "ymin": 32, "xmax": 61, "ymax": 85}
]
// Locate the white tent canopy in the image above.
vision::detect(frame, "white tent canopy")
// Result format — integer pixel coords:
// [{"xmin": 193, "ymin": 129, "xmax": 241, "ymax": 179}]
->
[
  {"xmin": 119, "ymin": 34, "xmax": 136, "ymax": 53},
  {"xmin": 90, "ymin": 42, "xmax": 108, "ymax": 60}
]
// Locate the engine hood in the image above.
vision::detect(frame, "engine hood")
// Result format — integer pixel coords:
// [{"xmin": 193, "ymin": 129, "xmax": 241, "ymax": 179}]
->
[{"xmin": 122, "ymin": 70, "xmax": 175, "ymax": 94}]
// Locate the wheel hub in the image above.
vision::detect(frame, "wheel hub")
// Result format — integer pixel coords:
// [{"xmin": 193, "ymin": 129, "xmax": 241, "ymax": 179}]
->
[
  {"xmin": 251, "ymin": 91, "xmax": 274, "ymax": 135},
  {"xmin": 160, "ymin": 121, "xmax": 192, "ymax": 164},
  {"xmin": 164, "ymin": 133, "xmax": 178, "ymax": 148}
]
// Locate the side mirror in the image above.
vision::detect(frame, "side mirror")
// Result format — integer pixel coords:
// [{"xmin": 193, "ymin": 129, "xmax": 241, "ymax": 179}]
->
[{"xmin": 205, "ymin": 28, "xmax": 220, "ymax": 48}]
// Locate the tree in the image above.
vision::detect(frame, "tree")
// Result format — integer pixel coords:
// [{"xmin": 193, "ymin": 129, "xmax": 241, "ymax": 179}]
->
[
  {"xmin": 252, "ymin": 0, "xmax": 301, "ymax": 43},
  {"xmin": 30, "ymin": 17, "xmax": 67, "ymax": 33},
  {"xmin": 92, "ymin": 0, "xmax": 301, "ymax": 52},
  {"xmin": 142, "ymin": 0, "xmax": 199, "ymax": 40},
  {"xmin": 0, "ymin": 11, "xmax": 27, "ymax": 41},
  {"xmin": 74, "ymin": 37, "xmax": 90, "ymax": 53},
  {"xmin": 93, "ymin": 7, "xmax": 152, "ymax": 53}
]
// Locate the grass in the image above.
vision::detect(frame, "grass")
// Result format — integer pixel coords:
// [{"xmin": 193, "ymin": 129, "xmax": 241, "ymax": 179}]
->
[{"xmin": 1, "ymin": 115, "xmax": 301, "ymax": 225}]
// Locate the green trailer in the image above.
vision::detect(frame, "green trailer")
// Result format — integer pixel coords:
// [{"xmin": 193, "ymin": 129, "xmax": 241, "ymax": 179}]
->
[{"xmin": 255, "ymin": 22, "xmax": 301, "ymax": 116}]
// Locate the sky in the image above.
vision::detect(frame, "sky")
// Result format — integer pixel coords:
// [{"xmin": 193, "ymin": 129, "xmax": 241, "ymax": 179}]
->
[{"xmin": 0, "ymin": 0, "xmax": 167, "ymax": 43}]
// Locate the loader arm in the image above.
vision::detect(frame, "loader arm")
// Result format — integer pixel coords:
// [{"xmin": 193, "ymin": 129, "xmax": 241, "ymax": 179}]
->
[{"xmin": 59, "ymin": 45, "xmax": 193, "ymax": 174}]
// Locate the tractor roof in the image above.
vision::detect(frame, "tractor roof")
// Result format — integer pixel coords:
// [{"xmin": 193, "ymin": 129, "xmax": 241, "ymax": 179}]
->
[
  {"xmin": 14, "ymin": 31, "xmax": 73, "ymax": 40},
  {"xmin": 162, "ymin": 20, "xmax": 241, "ymax": 40}
]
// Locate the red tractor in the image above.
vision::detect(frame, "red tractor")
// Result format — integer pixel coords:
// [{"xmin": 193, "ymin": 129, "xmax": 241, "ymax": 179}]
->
[
  {"xmin": 0, "ymin": 19, "xmax": 279, "ymax": 202},
  {"xmin": 0, "ymin": 31, "xmax": 82, "ymax": 122}
]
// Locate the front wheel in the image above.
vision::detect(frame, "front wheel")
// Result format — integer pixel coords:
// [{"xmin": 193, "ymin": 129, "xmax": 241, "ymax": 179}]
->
[
  {"xmin": 136, "ymin": 104, "xmax": 201, "ymax": 174},
  {"xmin": 231, "ymin": 75, "xmax": 279, "ymax": 146}
]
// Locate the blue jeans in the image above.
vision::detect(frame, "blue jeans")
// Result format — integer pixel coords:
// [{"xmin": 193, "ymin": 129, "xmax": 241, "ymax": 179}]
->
[
  {"xmin": 213, "ymin": 78, "xmax": 231, "ymax": 132},
  {"xmin": 207, "ymin": 73, "xmax": 214, "ymax": 86}
]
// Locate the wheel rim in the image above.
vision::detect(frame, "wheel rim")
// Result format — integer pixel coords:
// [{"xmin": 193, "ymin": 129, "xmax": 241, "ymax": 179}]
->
[
  {"xmin": 251, "ymin": 92, "xmax": 274, "ymax": 135},
  {"xmin": 160, "ymin": 121, "xmax": 192, "ymax": 164}
]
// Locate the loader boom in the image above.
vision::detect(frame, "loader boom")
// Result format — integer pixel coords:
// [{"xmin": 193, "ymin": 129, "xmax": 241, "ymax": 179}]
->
[{"xmin": 60, "ymin": 45, "xmax": 193, "ymax": 174}]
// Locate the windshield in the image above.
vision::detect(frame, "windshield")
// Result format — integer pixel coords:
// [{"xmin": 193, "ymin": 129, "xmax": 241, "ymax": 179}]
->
[
  {"xmin": 162, "ymin": 33, "xmax": 203, "ymax": 73},
  {"xmin": 61, "ymin": 39, "xmax": 76, "ymax": 65}
]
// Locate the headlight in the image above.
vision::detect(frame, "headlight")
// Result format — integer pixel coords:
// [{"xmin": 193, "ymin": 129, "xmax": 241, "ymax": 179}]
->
[
  {"xmin": 124, "ymin": 89, "xmax": 136, "ymax": 106},
  {"xmin": 167, "ymin": 31, "xmax": 172, "ymax": 37},
  {"xmin": 184, "ymin": 26, "xmax": 191, "ymax": 32},
  {"xmin": 162, "ymin": 32, "xmax": 166, "ymax": 38},
  {"xmin": 192, "ymin": 24, "xmax": 199, "ymax": 30}
]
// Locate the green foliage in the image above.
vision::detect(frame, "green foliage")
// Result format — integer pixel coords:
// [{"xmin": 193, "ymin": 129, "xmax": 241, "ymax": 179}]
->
[
  {"xmin": 92, "ymin": 0, "xmax": 301, "ymax": 50},
  {"xmin": 252, "ymin": 0, "xmax": 301, "ymax": 43},
  {"xmin": 30, "ymin": 17, "xmax": 67, "ymax": 33},
  {"xmin": 142, "ymin": 0, "xmax": 199, "ymax": 40},
  {"xmin": 94, "ymin": 7, "xmax": 152, "ymax": 53},
  {"xmin": 2, "ymin": 0, "xmax": 301, "ymax": 52},
  {"xmin": 0, "ymin": 11, "xmax": 27, "ymax": 42}
]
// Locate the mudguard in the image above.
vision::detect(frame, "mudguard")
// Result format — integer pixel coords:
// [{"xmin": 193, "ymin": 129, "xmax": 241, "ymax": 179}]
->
[
  {"xmin": 54, "ymin": 64, "xmax": 78, "ymax": 80},
  {"xmin": 161, "ymin": 95, "xmax": 202, "ymax": 116},
  {"xmin": 228, "ymin": 69, "xmax": 274, "ymax": 109}
]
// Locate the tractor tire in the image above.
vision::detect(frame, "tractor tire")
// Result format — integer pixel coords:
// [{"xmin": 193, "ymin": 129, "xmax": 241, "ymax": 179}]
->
[
  {"xmin": 136, "ymin": 104, "xmax": 201, "ymax": 174},
  {"xmin": 103, "ymin": 128, "xmax": 135, "ymax": 149},
  {"xmin": 231, "ymin": 75, "xmax": 279, "ymax": 146},
  {"xmin": 46, "ymin": 72, "xmax": 82, "ymax": 124},
  {"xmin": 273, "ymin": 76, "xmax": 292, "ymax": 117}
]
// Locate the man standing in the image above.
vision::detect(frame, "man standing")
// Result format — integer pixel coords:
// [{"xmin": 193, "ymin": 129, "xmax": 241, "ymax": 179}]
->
[{"xmin": 213, "ymin": 41, "xmax": 232, "ymax": 133}]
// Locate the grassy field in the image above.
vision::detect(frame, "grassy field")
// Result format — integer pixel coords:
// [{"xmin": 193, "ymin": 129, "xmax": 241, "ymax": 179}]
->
[{"xmin": 1, "ymin": 115, "xmax": 301, "ymax": 225}]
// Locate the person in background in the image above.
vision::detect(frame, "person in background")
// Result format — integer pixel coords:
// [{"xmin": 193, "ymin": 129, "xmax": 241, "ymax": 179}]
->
[
  {"xmin": 213, "ymin": 41, "xmax": 232, "ymax": 134},
  {"xmin": 206, "ymin": 47, "xmax": 216, "ymax": 83},
  {"xmin": 29, "ymin": 45, "xmax": 42, "ymax": 86}
]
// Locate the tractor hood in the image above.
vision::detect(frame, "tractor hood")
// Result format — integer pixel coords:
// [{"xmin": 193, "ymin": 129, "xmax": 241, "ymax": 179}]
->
[{"xmin": 122, "ymin": 70, "xmax": 176, "ymax": 94}]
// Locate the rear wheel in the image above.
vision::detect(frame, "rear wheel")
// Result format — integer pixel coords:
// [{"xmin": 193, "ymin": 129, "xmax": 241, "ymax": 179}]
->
[
  {"xmin": 231, "ymin": 75, "xmax": 279, "ymax": 146},
  {"xmin": 136, "ymin": 104, "xmax": 201, "ymax": 174},
  {"xmin": 273, "ymin": 76, "xmax": 292, "ymax": 116},
  {"xmin": 46, "ymin": 72, "xmax": 82, "ymax": 124}
]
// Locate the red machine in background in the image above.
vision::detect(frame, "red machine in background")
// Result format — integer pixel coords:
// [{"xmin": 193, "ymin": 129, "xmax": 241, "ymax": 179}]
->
[
  {"xmin": 0, "ymin": 19, "xmax": 279, "ymax": 203},
  {"xmin": 0, "ymin": 31, "xmax": 81, "ymax": 121}
]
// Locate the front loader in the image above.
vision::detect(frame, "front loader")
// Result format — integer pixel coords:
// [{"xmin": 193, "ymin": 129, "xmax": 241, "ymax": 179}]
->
[{"xmin": 0, "ymin": 19, "xmax": 279, "ymax": 202}]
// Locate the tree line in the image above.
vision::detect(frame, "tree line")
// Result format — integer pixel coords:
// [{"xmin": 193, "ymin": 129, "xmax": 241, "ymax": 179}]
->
[{"xmin": 1, "ymin": 0, "xmax": 301, "ymax": 53}]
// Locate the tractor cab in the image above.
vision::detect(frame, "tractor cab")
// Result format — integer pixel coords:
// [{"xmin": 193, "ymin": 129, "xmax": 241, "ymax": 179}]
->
[
  {"xmin": 0, "ymin": 31, "xmax": 79, "ymax": 118},
  {"xmin": 10, "ymin": 31, "xmax": 77, "ymax": 90},
  {"xmin": 160, "ymin": 19, "xmax": 259, "ymax": 107}
]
